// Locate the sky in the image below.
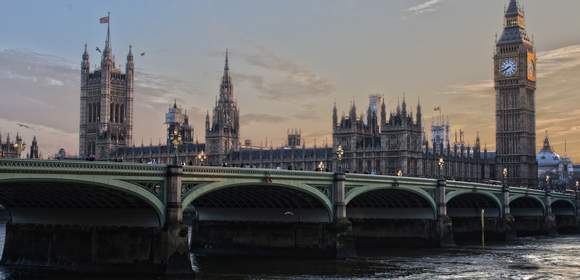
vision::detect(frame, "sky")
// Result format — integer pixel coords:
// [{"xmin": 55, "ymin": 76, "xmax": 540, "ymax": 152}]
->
[{"xmin": 1, "ymin": 0, "xmax": 580, "ymax": 160}]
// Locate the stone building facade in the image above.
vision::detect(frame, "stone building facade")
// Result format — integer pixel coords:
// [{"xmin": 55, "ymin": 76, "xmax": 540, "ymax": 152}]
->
[
  {"xmin": 79, "ymin": 20, "xmax": 134, "ymax": 160},
  {"xmin": 113, "ymin": 48, "xmax": 497, "ymax": 182},
  {"xmin": 112, "ymin": 1, "xmax": 547, "ymax": 185},
  {"xmin": 494, "ymin": 0, "xmax": 538, "ymax": 188},
  {"xmin": 205, "ymin": 49, "xmax": 240, "ymax": 166},
  {"xmin": 0, "ymin": 133, "xmax": 26, "ymax": 159}
]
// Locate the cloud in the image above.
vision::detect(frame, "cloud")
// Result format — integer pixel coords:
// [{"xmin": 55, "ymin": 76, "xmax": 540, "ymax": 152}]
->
[
  {"xmin": 234, "ymin": 48, "xmax": 335, "ymax": 100},
  {"xmin": 0, "ymin": 118, "xmax": 78, "ymax": 158},
  {"xmin": 407, "ymin": 0, "xmax": 443, "ymax": 15},
  {"xmin": 536, "ymin": 45, "xmax": 580, "ymax": 79},
  {"xmin": 240, "ymin": 113, "xmax": 288, "ymax": 126},
  {"xmin": 0, "ymin": 48, "xmax": 210, "ymax": 156},
  {"xmin": 437, "ymin": 44, "xmax": 580, "ymax": 160}
]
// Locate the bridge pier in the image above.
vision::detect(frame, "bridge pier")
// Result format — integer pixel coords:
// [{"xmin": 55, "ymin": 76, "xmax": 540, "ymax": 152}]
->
[
  {"xmin": 435, "ymin": 179, "xmax": 454, "ymax": 247},
  {"xmin": 161, "ymin": 164, "xmax": 193, "ymax": 275},
  {"xmin": 576, "ymin": 193, "xmax": 580, "ymax": 232},
  {"xmin": 500, "ymin": 185, "xmax": 516, "ymax": 240},
  {"xmin": 543, "ymin": 191, "xmax": 558, "ymax": 236},
  {"xmin": 331, "ymin": 172, "xmax": 355, "ymax": 258},
  {"xmin": 2, "ymin": 224, "xmax": 162, "ymax": 273}
]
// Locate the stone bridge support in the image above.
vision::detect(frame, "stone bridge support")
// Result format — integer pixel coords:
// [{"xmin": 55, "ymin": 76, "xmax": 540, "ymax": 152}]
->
[
  {"xmin": 435, "ymin": 179, "xmax": 454, "ymax": 246},
  {"xmin": 500, "ymin": 186, "xmax": 516, "ymax": 240},
  {"xmin": 576, "ymin": 193, "xmax": 580, "ymax": 231},
  {"xmin": 161, "ymin": 164, "xmax": 191, "ymax": 274},
  {"xmin": 330, "ymin": 172, "xmax": 355, "ymax": 258},
  {"xmin": 543, "ymin": 191, "xmax": 557, "ymax": 235}
]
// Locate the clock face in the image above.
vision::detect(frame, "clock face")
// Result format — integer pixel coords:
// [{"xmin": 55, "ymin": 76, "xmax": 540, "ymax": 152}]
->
[{"xmin": 500, "ymin": 58, "xmax": 517, "ymax": 77}]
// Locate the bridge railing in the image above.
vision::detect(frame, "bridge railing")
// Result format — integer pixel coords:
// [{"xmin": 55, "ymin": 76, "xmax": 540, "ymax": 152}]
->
[
  {"xmin": 0, "ymin": 159, "xmax": 166, "ymax": 174},
  {"xmin": 182, "ymin": 165, "xmax": 335, "ymax": 179}
]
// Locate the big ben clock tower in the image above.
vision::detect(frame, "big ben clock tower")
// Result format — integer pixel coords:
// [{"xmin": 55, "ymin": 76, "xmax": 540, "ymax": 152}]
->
[{"xmin": 495, "ymin": 0, "xmax": 537, "ymax": 188}]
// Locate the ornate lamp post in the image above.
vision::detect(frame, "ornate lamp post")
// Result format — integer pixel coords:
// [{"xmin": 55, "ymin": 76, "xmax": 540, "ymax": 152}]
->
[
  {"xmin": 502, "ymin": 167, "xmax": 508, "ymax": 186},
  {"xmin": 501, "ymin": 167, "xmax": 509, "ymax": 195},
  {"xmin": 318, "ymin": 161, "xmax": 325, "ymax": 172},
  {"xmin": 197, "ymin": 150, "xmax": 207, "ymax": 166},
  {"xmin": 336, "ymin": 145, "xmax": 344, "ymax": 173},
  {"xmin": 396, "ymin": 170, "xmax": 403, "ymax": 177},
  {"xmin": 168, "ymin": 127, "xmax": 182, "ymax": 165},
  {"xmin": 545, "ymin": 175, "xmax": 551, "ymax": 192},
  {"xmin": 12, "ymin": 142, "xmax": 26, "ymax": 159},
  {"xmin": 437, "ymin": 157, "xmax": 445, "ymax": 179}
]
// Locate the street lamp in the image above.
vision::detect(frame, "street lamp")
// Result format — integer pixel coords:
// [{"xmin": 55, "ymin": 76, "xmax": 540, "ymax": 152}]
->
[
  {"xmin": 437, "ymin": 157, "xmax": 445, "ymax": 179},
  {"xmin": 168, "ymin": 127, "xmax": 182, "ymax": 165},
  {"xmin": 397, "ymin": 170, "xmax": 403, "ymax": 177},
  {"xmin": 502, "ymin": 167, "xmax": 508, "ymax": 186},
  {"xmin": 318, "ymin": 161, "xmax": 325, "ymax": 172},
  {"xmin": 336, "ymin": 145, "xmax": 344, "ymax": 173},
  {"xmin": 545, "ymin": 175, "xmax": 551, "ymax": 192},
  {"xmin": 197, "ymin": 151, "xmax": 207, "ymax": 166}
]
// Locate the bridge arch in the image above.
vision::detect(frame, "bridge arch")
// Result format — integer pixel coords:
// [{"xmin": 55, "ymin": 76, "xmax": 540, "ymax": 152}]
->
[
  {"xmin": 446, "ymin": 190, "xmax": 502, "ymax": 217},
  {"xmin": 0, "ymin": 175, "xmax": 165, "ymax": 227},
  {"xmin": 182, "ymin": 181, "xmax": 333, "ymax": 223},
  {"xmin": 345, "ymin": 186, "xmax": 436, "ymax": 220},
  {"xmin": 509, "ymin": 195, "xmax": 545, "ymax": 217},
  {"xmin": 551, "ymin": 199, "xmax": 576, "ymax": 216}
]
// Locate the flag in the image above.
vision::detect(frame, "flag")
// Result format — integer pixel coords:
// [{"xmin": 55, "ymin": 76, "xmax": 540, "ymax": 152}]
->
[
  {"xmin": 434, "ymin": 106, "xmax": 441, "ymax": 111},
  {"xmin": 99, "ymin": 16, "xmax": 109, "ymax": 24}
]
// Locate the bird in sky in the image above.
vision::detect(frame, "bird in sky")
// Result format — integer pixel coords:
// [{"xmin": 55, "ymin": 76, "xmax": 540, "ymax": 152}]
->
[{"xmin": 17, "ymin": 123, "xmax": 32, "ymax": 129}]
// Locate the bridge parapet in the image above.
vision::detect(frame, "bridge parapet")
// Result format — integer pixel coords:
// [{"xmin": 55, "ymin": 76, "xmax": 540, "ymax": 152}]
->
[{"xmin": 0, "ymin": 159, "xmax": 166, "ymax": 176}]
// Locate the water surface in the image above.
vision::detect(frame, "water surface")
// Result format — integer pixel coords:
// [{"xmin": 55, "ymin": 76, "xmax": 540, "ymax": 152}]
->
[{"xmin": 1, "ymin": 233, "xmax": 580, "ymax": 279}]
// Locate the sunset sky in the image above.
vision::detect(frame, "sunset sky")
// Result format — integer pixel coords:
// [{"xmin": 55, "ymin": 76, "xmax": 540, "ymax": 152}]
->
[{"xmin": 1, "ymin": 0, "xmax": 580, "ymax": 160}]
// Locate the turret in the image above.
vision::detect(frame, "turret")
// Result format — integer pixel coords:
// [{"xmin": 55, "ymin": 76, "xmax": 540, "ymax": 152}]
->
[
  {"xmin": 126, "ymin": 45, "xmax": 134, "ymax": 74},
  {"xmin": 416, "ymin": 98, "xmax": 422, "ymax": 126},
  {"xmin": 29, "ymin": 136, "xmax": 39, "ymax": 159},
  {"xmin": 81, "ymin": 43, "xmax": 90, "ymax": 73},
  {"xmin": 205, "ymin": 111, "xmax": 210, "ymax": 132},
  {"xmin": 332, "ymin": 102, "xmax": 338, "ymax": 128},
  {"xmin": 349, "ymin": 99, "xmax": 357, "ymax": 120},
  {"xmin": 401, "ymin": 94, "xmax": 407, "ymax": 116},
  {"xmin": 80, "ymin": 44, "xmax": 90, "ymax": 91},
  {"xmin": 380, "ymin": 98, "xmax": 386, "ymax": 127}
]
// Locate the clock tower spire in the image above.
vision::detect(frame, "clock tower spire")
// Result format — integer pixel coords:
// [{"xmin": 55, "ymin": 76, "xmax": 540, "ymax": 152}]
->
[{"xmin": 494, "ymin": 0, "xmax": 537, "ymax": 188}]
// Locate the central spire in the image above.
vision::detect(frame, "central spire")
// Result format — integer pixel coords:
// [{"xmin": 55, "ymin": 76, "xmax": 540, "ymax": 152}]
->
[
  {"xmin": 105, "ymin": 12, "xmax": 111, "ymax": 51},
  {"xmin": 506, "ymin": 0, "xmax": 522, "ymax": 16},
  {"xmin": 224, "ymin": 48, "xmax": 229, "ymax": 72},
  {"xmin": 219, "ymin": 48, "xmax": 233, "ymax": 102}
]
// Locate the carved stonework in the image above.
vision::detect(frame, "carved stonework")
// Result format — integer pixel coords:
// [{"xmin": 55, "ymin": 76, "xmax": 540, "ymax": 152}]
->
[
  {"xmin": 311, "ymin": 184, "xmax": 331, "ymax": 197},
  {"xmin": 345, "ymin": 186, "xmax": 360, "ymax": 198},
  {"xmin": 126, "ymin": 181, "xmax": 164, "ymax": 198},
  {"xmin": 181, "ymin": 182, "xmax": 201, "ymax": 198}
]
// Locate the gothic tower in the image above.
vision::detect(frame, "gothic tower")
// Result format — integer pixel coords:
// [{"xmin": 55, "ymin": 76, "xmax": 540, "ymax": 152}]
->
[
  {"xmin": 29, "ymin": 136, "xmax": 39, "ymax": 159},
  {"xmin": 79, "ymin": 18, "xmax": 134, "ymax": 160},
  {"xmin": 205, "ymin": 49, "xmax": 240, "ymax": 165},
  {"xmin": 494, "ymin": 0, "xmax": 537, "ymax": 187}
]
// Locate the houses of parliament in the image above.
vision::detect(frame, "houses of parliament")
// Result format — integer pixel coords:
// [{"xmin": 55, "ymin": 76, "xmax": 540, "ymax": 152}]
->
[{"xmin": 77, "ymin": 0, "xmax": 540, "ymax": 188}]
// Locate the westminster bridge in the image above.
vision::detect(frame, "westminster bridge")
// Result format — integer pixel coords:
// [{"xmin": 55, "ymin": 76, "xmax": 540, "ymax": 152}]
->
[{"xmin": 0, "ymin": 159, "xmax": 577, "ymax": 274}]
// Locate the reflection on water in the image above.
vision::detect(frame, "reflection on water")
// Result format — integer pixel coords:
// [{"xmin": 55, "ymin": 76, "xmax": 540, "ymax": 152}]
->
[{"xmin": 1, "ymin": 233, "xmax": 580, "ymax": 279}]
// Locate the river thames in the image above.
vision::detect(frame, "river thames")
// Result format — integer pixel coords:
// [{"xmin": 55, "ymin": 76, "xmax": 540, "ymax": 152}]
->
[{"xmin": 1, "ymin": 233, "xmax": 580, "ymax": 279}]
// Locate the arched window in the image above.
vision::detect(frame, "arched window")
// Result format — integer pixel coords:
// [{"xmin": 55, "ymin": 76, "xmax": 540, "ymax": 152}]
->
[{"xmin": 120, "ymin": 104, "xmax": 125, "ymax": 123}]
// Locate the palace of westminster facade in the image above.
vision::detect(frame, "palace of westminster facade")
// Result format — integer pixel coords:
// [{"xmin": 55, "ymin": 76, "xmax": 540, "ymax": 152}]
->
[{"xmin": 69, "ymin": 0, "xmax": 540, "ymax": 187}]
